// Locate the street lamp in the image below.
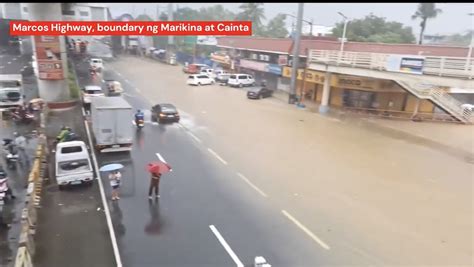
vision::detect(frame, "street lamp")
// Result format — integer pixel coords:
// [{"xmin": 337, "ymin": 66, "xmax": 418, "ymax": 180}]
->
[
  {"xmin": 466, "ymin": 12, "xmax": 474, "ymax": 71},
  {"xmin": 338, "ymin": 12, "xmax": 349, "ymax": 53},
  {"xmin": 285, "ymin": 13, "xmax": 314, "ymax": 36}
]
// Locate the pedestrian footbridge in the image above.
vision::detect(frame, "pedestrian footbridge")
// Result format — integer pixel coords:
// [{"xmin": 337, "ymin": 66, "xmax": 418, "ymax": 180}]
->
[{"xmin": 308, "ymin": 50, "xmax": 474, "ymax": 124}]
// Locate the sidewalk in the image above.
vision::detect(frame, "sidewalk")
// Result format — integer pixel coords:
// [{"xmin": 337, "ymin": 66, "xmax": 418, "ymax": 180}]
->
[
  {"xmin": 33, "ymin": 105, "xmax": 115, "ymax": 267},
  {"xmin": 271, "ymin": 89, "xmax": 474, "ymax": 162}
]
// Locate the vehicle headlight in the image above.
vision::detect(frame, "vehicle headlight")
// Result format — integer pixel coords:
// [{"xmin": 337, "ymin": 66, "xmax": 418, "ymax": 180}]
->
[{"xmin": 159, "ymin": 113, "xmax": 166, "ymax": 117}]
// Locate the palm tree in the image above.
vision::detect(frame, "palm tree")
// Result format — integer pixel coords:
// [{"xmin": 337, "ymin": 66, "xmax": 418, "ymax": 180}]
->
[
  {"xmin": 237, "ymin": 3, "xmax": 266, "ymax": 36},
  {"xmin": 412, "ymin": 3, "xmax": 442, "ymax": 44}
]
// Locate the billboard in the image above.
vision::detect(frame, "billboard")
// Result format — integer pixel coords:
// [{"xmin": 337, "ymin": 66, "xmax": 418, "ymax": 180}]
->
[
  {"xmin": 386, "ymin": 55, "xmax": 425, "ymax": 75},
  {"xmin": 34, "ymin": 35, "xmax": 64, "ymax": 80},
  {"xmin": 196, "ymin": 36, "xmax": 218, "ymax": 46}
]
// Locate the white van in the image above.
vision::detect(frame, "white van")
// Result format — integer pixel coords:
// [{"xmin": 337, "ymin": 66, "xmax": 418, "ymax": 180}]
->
[
  {"xmin": 90, "ymin": 58, "xmax": 104, "ymax": 72},
  {"xmin": 227, "ymin": 74, "xmax": 255, "ymax": 87},
  {"xmin": 55, "ymin": 141, "xmax": 94, "ymax": 190}
]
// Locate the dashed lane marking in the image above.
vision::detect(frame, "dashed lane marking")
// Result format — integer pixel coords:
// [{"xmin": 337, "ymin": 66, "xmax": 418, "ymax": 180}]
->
[
  {"xmin": 236, "ymin": 173, "xmax": 268, "ymax": 198},
  {"xmin": 281, "ymin": 210, "xmax": 330, "ymax": 250},
  {"xmin": 207, "ymin": 148, "xmax": 228, "ymax": 165},
  {"xmin": 209, "ymin": 225, "xmax": 244, "ymax": 267}
]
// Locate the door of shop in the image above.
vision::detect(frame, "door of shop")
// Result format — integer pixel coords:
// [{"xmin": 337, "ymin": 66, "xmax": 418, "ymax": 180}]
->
[{"xmin": 342, "ymin": 89, "xmax": 375, "ymax": 108}]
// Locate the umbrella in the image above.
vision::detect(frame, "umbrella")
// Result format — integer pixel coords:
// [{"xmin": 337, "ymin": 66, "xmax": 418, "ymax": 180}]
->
[
  {"xmin": 99, "ymin": 163, "xmax": 124, "ymax": 172},
  {"xmin": 29, "ymin": 98, "xmax": 44, "ymax": 104},
  {"xmin": 147, "ymin": 162, "xmax": 172, "ymax": 175}
]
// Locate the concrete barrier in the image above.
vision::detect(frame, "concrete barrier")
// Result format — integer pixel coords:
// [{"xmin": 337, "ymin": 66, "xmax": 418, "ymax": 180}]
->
[{"xmin": 13, "ymin": 109, "xmax": 48, "ymax": 267}]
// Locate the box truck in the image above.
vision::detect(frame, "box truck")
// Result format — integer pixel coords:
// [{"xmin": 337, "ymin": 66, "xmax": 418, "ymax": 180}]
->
[{"xmin": 91, "ymin": 97, "xmax": 134, "ymax": 153}]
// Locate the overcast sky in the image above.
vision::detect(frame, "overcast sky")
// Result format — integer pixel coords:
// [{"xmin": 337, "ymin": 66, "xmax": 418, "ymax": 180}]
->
[{"xmin": 109, "ymin": 3, "xmax": 474, "ymax": 36}]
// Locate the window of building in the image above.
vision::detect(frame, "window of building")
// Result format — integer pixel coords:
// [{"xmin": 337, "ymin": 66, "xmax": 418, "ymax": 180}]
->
[
  {"xmin": 62, "ymin": 10, "xmax": 75, "ymax": 16},
  {"xmin": 23, "ymin": 7, "xmax": 28, "ymax": 13},
  {"xmin": 250, "ymin": 53, "xmax": 258, "ymax": 60},
  {"xmin": 80, "ymin": 11, "xmax": 89, "ymax": 17}
]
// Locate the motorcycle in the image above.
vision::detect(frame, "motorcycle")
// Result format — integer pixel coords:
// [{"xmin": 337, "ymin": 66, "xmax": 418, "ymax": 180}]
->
[
  {"xmin": 136, "ymin": 119, "xmax": 145, "ymax": 130},
  {"xmin": 0, "ymin": 177, "xmax": 10, "ymax": 206},
  {"xmin": 10, "ymin": 110, "xmax": 35, "ymax": 124},
  {"xmin": 2, "ymin": 141, "xmax": 19, "ymax": 170}
]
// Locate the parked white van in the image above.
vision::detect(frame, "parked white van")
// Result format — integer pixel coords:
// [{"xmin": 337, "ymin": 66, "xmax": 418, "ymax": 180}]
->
[
  {"xmin": 55, "ymin": 141, "xmax": 94, "ymax": 190},
  {"xmin": 227, "ymin": 74, "xmax": 255, "ymax": 87}
]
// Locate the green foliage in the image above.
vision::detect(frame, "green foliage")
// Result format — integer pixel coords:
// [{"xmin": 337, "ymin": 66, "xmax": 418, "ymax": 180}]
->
[
  {"xmin": 236, "ymin": 3, "xmax": 266, "ymax": 36},
  {"xmin": 135, "ymin": 14, "xmax": 153, "ymax": 21},
  {"xmin": 261, "ymin": 13, "xmax": 288, "ymax": 38},
  {"xmin": 67, "ymin": 63, "xmax": 80, "ymax": 99},
  {"xmin": 412, "ymin": 3, "xmax": 442, "ymax": 44},
  {"xmin": 331, "ymin": 14, "xmax": 416, "ymax": 44}
]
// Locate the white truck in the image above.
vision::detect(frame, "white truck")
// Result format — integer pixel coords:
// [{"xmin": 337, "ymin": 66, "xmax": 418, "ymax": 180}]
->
[
  {"xmin": 90, "ymin": 96, "xmax": 134, "ymax": 153},
  {"xmin": 0, "ymin": 74, "xmax": 24, "ymax": 110},
  {"xmin": 55, "ymin": 141, "xmax": 94, "ymax": 190}
]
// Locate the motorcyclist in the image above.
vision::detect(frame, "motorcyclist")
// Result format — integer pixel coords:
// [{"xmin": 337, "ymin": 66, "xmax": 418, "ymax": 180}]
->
[
  {"xmin": 135, "ymin": 109, "xmax": 145, "ymax": 125},
  {"xmin": 56, "ymin": 126, "xmax": 71, "ymax": 143},
  {"xmin": 0, "ymin": 167, "xmax": 15, "ymax": 199}
]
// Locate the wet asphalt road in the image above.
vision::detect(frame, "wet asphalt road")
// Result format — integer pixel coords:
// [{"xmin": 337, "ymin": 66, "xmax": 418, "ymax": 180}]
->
[
  {"xmin": 74, "ymin": 59, "xmax": 337, "ymax": 267},
  {"xmin": 0, "ymin": 46, "xmax": 39, "ymax": 267}
]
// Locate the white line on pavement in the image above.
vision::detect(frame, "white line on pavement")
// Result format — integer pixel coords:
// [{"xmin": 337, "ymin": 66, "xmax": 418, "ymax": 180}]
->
[
  {"xmin": 209, "ymin": 225, "xmax": 244, "ymax": 267},
  {"xmin": 82, "ymin": 108, "xmax": 123, "ymax": 267},
  {"xmin": 135, "ymin": 87, "xmax": 141, "ymax": 93},
  {"xmin": 186, "ymin": 131, "xmax": 202, "ymax": 143},
  {"xmin": 236, "ymin": 173, "xmax": 268, "ymax": 198},
  {"xmin": 101, "ymin": 79, "xmax": 105, "ymax": 83},
  {"xmin": 281, "ymin": 210, "xmax": 330, "ymax": 250},
  {"xmin": 7, "ymin": 62, "xmax": 11, "ymax": 64},
  {"xmin": 12, "ymin": 57, "xmax": 17, "ymax": 61},
  {"xmin": 207, "ymin": 148, "xmax": 228, "ymax": 165}
]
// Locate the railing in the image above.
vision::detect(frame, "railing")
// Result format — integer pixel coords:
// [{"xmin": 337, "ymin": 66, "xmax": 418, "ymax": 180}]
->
[
  {"xmin": 309, "ymin": 50, "xmax": 474, "ymax": 79},
  {"xmin": 395, "ymin": 80, "xmax": 473, "ymax": 123}
]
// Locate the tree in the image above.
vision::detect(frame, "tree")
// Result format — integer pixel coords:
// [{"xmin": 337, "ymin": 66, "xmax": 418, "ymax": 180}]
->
[
  {"xmin": 331, "ymin": 14, "xmax": 416, "ymax": 44},
  {"xmin": 199, "ymin": 5, "xmax": 236, "ymax": 21},
  {"xmin": 262, "ymin": 14, "xmax": 288, "ymax": 38},
  {"xmin": 237, "ymin": 3, "xmax": 266, "ymax": 36},
  {"xmin": 135, "ymin": 14, "xmax": 152, "ymax": 21},
  {"xmin": 412, "ymin": 3, "xmax": 442, "ymax": 44}
]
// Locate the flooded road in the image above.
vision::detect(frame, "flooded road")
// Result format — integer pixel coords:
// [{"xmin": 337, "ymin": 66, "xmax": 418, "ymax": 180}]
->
[{"xmin": 100, "ymin": 55, "xmax": 472, "ymax": 266}]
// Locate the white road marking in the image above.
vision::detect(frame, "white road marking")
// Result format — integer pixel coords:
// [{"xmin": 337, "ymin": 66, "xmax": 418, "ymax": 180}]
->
[
  {"xmin": 186, "ymin": 131, "xmax": 202, "ymax": 143},
  {"xmin": 207, "ymin": 148, "xmax": 228, "ymax": 165},
  {"xmin": 12, "ymin": 57, "xmax": 17, "ymax": 61},
  {"xmin": 0, "ymin": 66, "xmax": 4, "ymax": 69},
  {"xmin": 209, "ymin": 225, "xmax": 244, "ymax": 267},
  {"xmin": 7, "ymin": 61, "xmax": 11, "ymax": 64},
  {"xmin": 83, "ymin": 112, "xmax": 123, "ymax": 267},
  {"xmin": 236, "ymin": 173, "xmax": 268, "ymax": 197},
  {"xmin": 281, "ymin": 210, "xmax": 330, "ymax": 250},
  {"xmin": 135, "ymin": 87, "xmax": 141, "ymax": 93},
  {"xmin": 101, "ymin": 79, "xmax": 105, "ymax": 83},
  {"xmin": 116, "ymin": 72, "xmax": 122, "ymax": 76}
]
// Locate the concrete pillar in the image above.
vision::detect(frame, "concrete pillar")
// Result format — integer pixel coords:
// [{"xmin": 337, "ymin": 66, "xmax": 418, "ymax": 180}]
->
[
  {"xmin": 319, "ymin": 72, "xmax": 332, "ymax": 113},
  {"xmin": 28, "ymin": 3, "xmax": 70, "ymax": 102}
]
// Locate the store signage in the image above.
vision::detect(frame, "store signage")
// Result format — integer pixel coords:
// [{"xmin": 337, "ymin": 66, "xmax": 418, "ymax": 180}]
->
[
  {"xmin": 282, "ymin": 66, "xmax": 325, "ymax": 84},
  {"xmin": 386, "ymin": 55, "xmax": 425, "ymax": 75},
  {"xmin": 278, "ymin": 55, "xmax": 288, "ymax": 65},
  {"xmin": 239, "ymin": 59, "xmax": 267, "ymax": 72},
  {"xmin": 34, "ymin": 35, "xmax": 64, "ymax": 80},
  {"xmin": 266, "ymin": 64, "xmax": 282, "ymax": 75},
  {"xmin": 211, "ymin": 53, "xmax": 231, "ymax": 64},
  {"xmin": 336, "ymin": 75, "xmax": 376, "ymax": 90}
]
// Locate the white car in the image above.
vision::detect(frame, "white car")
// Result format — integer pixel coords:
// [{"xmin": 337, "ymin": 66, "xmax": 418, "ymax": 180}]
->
[
  {"xmin": 227, "ymin": 74, "xmax": 255, "ymax": 87},
  {"xmin": 215, "ymin": 70, "xmax": 231, "ymax": 82},
  {"xmin": 200, "ymin": 68, "xmax": 215, "ymax": 78},
  {"xmin": 55, "ymin": 141, "xmax": 94, "ymax": 190},
  {"xmin": 82, "ymin": 85, "xmax": 105, "ymax": 106},
  {"xmin": 187, "ymin": 74, "xmax": 215, "ymax": 86},
  {"xmin": 89, "ymin": 58, "xmax": 104, "ymax": 72}
]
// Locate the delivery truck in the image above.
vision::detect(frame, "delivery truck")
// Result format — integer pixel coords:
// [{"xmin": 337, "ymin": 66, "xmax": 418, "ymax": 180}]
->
[{"xmin": 91, "ymin": 96, "xmax": 134, "ymax": 153}]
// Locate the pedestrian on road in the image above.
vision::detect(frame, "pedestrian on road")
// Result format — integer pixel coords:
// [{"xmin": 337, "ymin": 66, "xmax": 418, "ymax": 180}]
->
[
  {"xmin": 148, "ymin": 171, "xmax": 161, "ymax": 199},
  {"xmin": 109, "ymin": 170, "xmax": 121, "ymax": 201}
]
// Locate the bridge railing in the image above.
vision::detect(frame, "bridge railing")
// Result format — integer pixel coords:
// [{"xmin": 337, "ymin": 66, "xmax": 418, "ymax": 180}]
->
[{"xmin": 308, "ymin": 50, "xmax": 473, "ymax": 79}]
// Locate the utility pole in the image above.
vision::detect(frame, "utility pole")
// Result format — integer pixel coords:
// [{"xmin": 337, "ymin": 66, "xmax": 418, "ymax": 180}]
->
[
  {"xmin": 289, "ymin": 3, "xmax": 304, "ymax": 104},
  {"xmin": 338, "ymin": 12, "xmax": 349, "ymax": 53},
  {"xmin": 466, "ymin": 12, "xmax": 474, "ymax": 71}
]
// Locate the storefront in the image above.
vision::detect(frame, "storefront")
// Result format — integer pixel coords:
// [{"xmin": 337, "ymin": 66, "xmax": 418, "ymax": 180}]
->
[
  {"xmin": 210, "ymin": 52, "xmax": 232, "ymax": 70},
  {"xmin": 281, "ymin": 66, "xmax": 417, "ymax": 112},
  {"xmin": 238, "ymin": 59, "xmax": 282, "ymax": 89}
]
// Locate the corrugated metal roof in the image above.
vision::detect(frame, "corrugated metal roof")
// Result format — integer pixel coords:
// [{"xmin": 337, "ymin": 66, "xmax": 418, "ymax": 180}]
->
[{"xmin": 217, "ymin": 37, "xmax": 472, "ymax": 58}]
